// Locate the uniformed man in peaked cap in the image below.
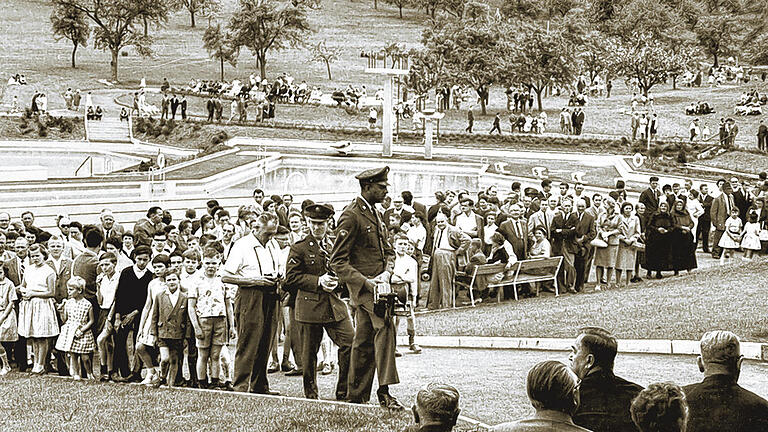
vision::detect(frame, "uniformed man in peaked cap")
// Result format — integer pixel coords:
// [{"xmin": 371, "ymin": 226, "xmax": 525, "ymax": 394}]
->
[
  {"xmin": 330, "ymin": 166, "xmax": 403, "ymax": 409},
  {"xmin": 284, "ymin": 203, "xmax": 354, "ymax": 400}
]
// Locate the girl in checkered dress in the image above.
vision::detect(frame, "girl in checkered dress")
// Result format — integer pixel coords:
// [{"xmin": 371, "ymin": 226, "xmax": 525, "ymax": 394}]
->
[{"xmin": 55, "ymin": 277, "xmax": 95, "ymax": 380}]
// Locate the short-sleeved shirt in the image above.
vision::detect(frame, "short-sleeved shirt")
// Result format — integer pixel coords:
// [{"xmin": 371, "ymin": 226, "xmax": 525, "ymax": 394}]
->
[
  {"xmin": 223, "ymin": 233, "xmax": 281, "ymax": 278},
  {"xmin": 187, "ymin": 275, "xmax": 227, "ymax": 318},
  {"xmin": 97, "ymin": 271, "xmax": 120, "ymax": 309}
]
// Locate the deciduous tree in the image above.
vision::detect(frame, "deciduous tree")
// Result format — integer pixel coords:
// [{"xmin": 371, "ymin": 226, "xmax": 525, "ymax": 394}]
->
[
  {"xmin": 53, "ymin": 0, "xmax": 153, "ymax": 82},
  {"xmin": 50, "ymin": 4, "xmax": 90, "ymax": 68},
  {"xmin": 202, "ymin": 23, "xmax": 238, "ymax": 81},
  {"xmin": 174, "ymin": 0, "xmax": 220, "ymax": 28},
  {"xmin": 309, "ymin": 40, "xmax": 341, "ymax": 80},
  {"xmin": 607, "ymin": 33, "xmax": 689, "ymax": 97},
  {"xmin": 228, "ymin": 0, "xmax": 311, "ymax": 79}
]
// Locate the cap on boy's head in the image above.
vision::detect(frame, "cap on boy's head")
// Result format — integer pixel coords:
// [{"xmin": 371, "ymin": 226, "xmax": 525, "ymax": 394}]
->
[
  {"xmin": 649, "ymin": 176, "xmax": 659, "ymax": 183},
  {"xmin": 304, "ymin": 204, "xmax": 334, "ymax": 221},
  {"xmin": 615, "ymin": 180, "xmax": 625, "ymax": 189},
  {"xmin": 356, "ymin": 166, "xmax": 390, "ymax": 186},
  {"xmin": 524, "ymin": 187, "xmax": 538, "ymax": 197},
  {"xmin": 460, "ymin": 196, "xmax": 474, "ymax": 206}
]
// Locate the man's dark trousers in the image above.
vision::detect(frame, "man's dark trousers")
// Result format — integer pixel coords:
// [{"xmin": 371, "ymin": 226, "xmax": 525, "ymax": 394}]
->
[
  {"xmin": 234, "ymin": 288, "xmax": 278, "ymax": 393},
  {"xmin": 301, "ymin": 319, "xmax": 353, "ymax": 399}
]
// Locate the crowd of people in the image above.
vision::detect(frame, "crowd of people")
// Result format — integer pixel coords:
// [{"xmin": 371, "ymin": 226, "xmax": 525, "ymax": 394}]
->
[{"xmin": 0, "ymin": 166, "xmax": 767, "ymax": 430}]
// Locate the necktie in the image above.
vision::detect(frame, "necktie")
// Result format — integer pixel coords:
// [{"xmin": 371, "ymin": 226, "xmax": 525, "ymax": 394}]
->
[
  {"xmin": 515, "ymin": 221, "xmax": 521, "ymax": 238},
  {"xmin": 434, "ymin": 229, "xmax": 443, "ymax": 251},
  {"xmin": 19, "ymin": 258, "xmax": 25, "ymax": 279},
  {"xmin": 543, "ymin": 212, "xmax": 549, "ymax": 237}
]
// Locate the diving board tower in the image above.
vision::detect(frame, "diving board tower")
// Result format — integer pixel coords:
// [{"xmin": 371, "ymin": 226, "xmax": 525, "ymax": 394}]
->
[{"xmin": 364, "ymin": 51, "xmax": 409, "ymax": 157}]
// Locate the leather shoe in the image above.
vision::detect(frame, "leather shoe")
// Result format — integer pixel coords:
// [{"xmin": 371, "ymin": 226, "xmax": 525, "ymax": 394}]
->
[
  {"xmin": 253, "ymin": 389, "xmax": 281, "ymax": 396},
  {"xmin": 267, "ymin": 362, "xmax": 280, "ymax": 374},
  {"xmin": 285, "ymin": 368, "xmax": 303, "ymax": 376},
  {"xmin": 377, "ymin": 392, "xmax": 405, "ymax": 410}
]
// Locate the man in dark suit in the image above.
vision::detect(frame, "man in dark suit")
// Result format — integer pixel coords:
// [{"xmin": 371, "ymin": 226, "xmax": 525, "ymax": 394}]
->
[
  {"xmin": 729, "ymin": 177, "xmax": 752, "ymax": 222},
  {"xmin": 697, "ymin": 184, "xmax": 714, "ymax": 253},
  {"xmin": 134, "ymin": 206, "xmax": 165, "ymax": 247},
  {"xmin": 710, "ymin": 182, "xmax": 734, "ymax": 259},
  {"xmin": 758, "ymin": 120, "xmax": 768, "ymax": 151},
  {"xmin": 383, "ymin": 195, "xmax": 413, "ymax": 227},
  {"xmin": 97, "ymin": 209, "xmax": 126, "ymax": 247},
  {"xmin": 206, "ymin": 97, "xmax": 215, "ymax": 121},
  {"xmin": 572, "ymin": 199, "xmax": 596, "ymax": 292},
  {"xmin": 6, "ymin": 236, "xmax": 28, "ymax": 371},
  {"xmin": 498, "ymin": 204, "xmax": 529, "ymax": 260},
  {"xmin": 161, "ymin": 94, "xmax": 170, "ymax": 120},
  {"xmin": 214, "ymin": 96, "xmax": 223, "ymax": 122},
  {"xmin": 20, "ymin": 211, "xmax": 51, "ymax": 243},
  {"xmin": 551, "ymin": 199, "xmax": 578, "ymax": 293},
  {"xmin": 330, "ymin": 166, "xmax": 403, "ymax": 409},
  {"xmin": 170, "ymin": 94, "xmax": 179, "ymax": 119},
  {"xmin": 284, "ymin": 204, "xmax": 353, "ymax": 401},
  {"xmin": 683, "ymin": 331, "xmax": 768, "ymax": 431},
  {"xmin": 570, "ymin": 327, "xmax": 644, "ymax": 432},
  {"xmin": 180, "ymin": 95, "xmax": 187, "ymax": 120},
  {"xmin": 638, "ymin": 176, "xmax": 661, "ymax": 226}
]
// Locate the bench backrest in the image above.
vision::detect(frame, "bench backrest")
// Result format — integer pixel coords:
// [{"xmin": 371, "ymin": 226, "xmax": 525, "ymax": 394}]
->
[
  {"xmin": 518, "ymin": 257, "xmax": 562, "ymax": 272},
  {"xmin": 473, "ymin": 262, "xmax": 507, "ymax": 276}
]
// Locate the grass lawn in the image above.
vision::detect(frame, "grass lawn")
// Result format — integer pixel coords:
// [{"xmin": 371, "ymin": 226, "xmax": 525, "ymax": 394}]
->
[
  {"xmin": 414, "ymin": 259, "xmax": 768, "ymax": 342},
  {"xmin": 4, "ymin": 0, "xmax": 768, "ymax": 150},
  {"xmin": 696, "ymin": 150, "xmax": 768, "ymax": 176},
  {"xmin": 0, "ymin": 374, "xmax": 484, "ymax": 431}
]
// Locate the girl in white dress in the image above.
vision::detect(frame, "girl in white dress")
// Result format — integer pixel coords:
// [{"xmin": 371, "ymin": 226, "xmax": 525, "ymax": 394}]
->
[
  {"xmin": 740, "ymin": 212, "xmax": 762, "ymax": 259},
  {"xmin": 17, "ymin": 244, "xmax": 59, "ymax": 374},
  {"xmin": 719, "ymin": 208, "xmax": 743, "ymax": 264},
  {"xmin": 55, "ymin": 277, "xmax": 95, "ymax": 380}
]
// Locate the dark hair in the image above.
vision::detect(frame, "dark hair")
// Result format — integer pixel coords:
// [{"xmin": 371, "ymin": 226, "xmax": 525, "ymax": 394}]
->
[
  {"xmin": 203, "ymin": 248, "xmax": 221, "ymax": 260},
  {"xmin": 147, "ymin": 206, "xmax": 162, "ymax": 218},
  {"xmin": 401, "ymin": 191, "xmax": 414, "ymax": 205},
  {"xmin": 152, "ymin": 253, "xmax": 170, "ymax": 266},
  {"xmin": 122, "ymin": 231, "xmax": 134, "ymax": 239},
  {"xmin": 415, "ymin": 383, "xmax": 461, "ymax": 427},
  {"xmin": 206, "ymin": 200, "xmax": 220, "ymax": 209},
  {"xmin": 608, "ymin": 191, "xmax": 620, "ymax": 201},
  {"xmin": 490, "ymin": 232, "xmax": 505, "ymax": 246},
  {"xmin": 162, "ymin": 210, "xmax": 173, "ymax": 225},
  {"xmin": 540, "ymin": 179, "xmax": 551, "ymax": 188},
  {"xmin": 578, "ymin": 327, "xmax": 618, "ymax": 370},
  {"xmin": 200, "ymin": 215, "xmax": 214, "ymax": 232},
  {"xmin": 100, "ymin": 252, "xmax": 118, "ymax": 264},
  {"xmin": 253, "ymin": 188, "xmax": 264, "ymax": 196},
  {"xmin": 84, "ymin": 225, "xmax": 104, "ymax": 248},
  {"xmin": 105, "ymin": 236, "xmax": 123, "ymax": 250},
  {"xmin": 163, "ymin": 225, "xmax": 176, "ymax": 235},
  {"xmin": 5, "ymin": 231, "xmax": 19, "ymax": 241},
  {"xmin": 133, "ymin": 245, "xmax": 152, "ymax": 258},
  {"xmin": 28, "ymin": 243, "xmax": 48, "ymax": 260},
  {"xmin": 200, "ymin": 233, "xmax": 217, "ymax": 247},
  {"xmin": 153, "ymin": 231, "xmax": 167, "ymax": 239},
  {"xmin": 434, "ymin": 191, "xmax": 446, "ymax": 203},
  {"xmin": 649, "ymin": 176, "xmax": 659, "ymax": 183},
  {"xmin": 630, "ymin": 382, "xmax": 688, "ymax": 432},
  {"xmin": 527, "ymin": 361, "xmax": 578, "ymax": 414},
  {"xmin": 69, "ymin": 221, "xmax": 83, "ymax": 232},
  {"xmin": 179, "ymin": 220, "xmax": 192, "ymax": 233},
  {"xmin": 21, "ymin": 210, "xmax": 34, "ymax": 219},
  {"xmin": 182, "ymin": 249, "xmax": 201, "ymax": 262},
  {"xmin": 185, "ymin": 208, "xmax": 197, "ymax": 219}
]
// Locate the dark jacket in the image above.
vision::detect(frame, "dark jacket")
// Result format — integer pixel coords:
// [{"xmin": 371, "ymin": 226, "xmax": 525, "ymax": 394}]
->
[
  {"xmin": 572, "ymin": 369, "xmax": 643, "ymax": 432},
  {"xmin": 638, "ymin": 188, "xmax": 660, "ymax": 219},
  {"xmin": 284, "ymin": 236, "xmax": 348, "ymax": 324},
  {"xmin": 497, "ymin": 218, "xmax": 529, "ymax": 260},
  {"xmin": 550, "ymin": 211, "xmax": 579, "ymax": 255},
  {"xmin": 683, "ymin": 374, "xmax": 768, "ymax": 432},
  {"xmin": 699, "ymin": 194, "xmax": 714, "ymax": 224},
  {"xmin": 330, "ymin": 197, "xmax": 393, "ymax": 308},
  {"xmin": 150, "ymin": 290, "xmax": 188, "ymax": 340}
]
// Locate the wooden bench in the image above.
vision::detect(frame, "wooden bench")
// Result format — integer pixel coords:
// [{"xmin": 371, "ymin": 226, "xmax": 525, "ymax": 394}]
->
[{"xmin": 460, "ymin": 257, "xmax": 563, "ymax": 303}]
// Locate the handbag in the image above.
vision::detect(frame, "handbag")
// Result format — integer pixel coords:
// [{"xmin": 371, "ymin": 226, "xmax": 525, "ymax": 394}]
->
[{"xmin": 589, "ymin": 238, "xmax": 608, "ymax": 248}]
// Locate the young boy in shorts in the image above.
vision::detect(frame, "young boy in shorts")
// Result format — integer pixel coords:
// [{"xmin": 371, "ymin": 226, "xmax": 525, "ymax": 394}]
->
[
  {"xmin": 150, "ymin": 269, "xmax": 188, "ymax": 388},
  {"xmin": 188, "ymin": 249, "xmax": 235, "ymax": 390},
  {"xmin": 390, "ymin": 234, "xmax": 422, "ymax": 356}
]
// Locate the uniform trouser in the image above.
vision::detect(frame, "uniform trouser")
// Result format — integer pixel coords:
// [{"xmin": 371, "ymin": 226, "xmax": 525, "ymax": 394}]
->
[
  {"xmin": 234, "ymin": 288, "xmax": 278, "ymax": 393},
  {"xmin": 428, "ymin": 250, "xmax": 455, "ymax": 310},
  {"xmin": 300, "ymin": 318, "xmax": 353, "ymax": 399},
  {"xmin": 697, "ymin": 219, "xmax": 711, "ymax": 252},
  {"xmin": 347, "ymin": 302, "xmax": 399, "ymax": 403}
]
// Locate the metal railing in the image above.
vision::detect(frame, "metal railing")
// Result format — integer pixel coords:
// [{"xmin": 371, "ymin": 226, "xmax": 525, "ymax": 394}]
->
[{"xmin": 74, "ymin": 156, "xmax": 93, "ymax": 177}]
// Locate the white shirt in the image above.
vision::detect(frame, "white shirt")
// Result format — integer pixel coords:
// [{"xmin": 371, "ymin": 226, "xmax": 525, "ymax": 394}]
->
[
  {"xmin": 224, "ymin": 233, "xmax": 280, "ymax": 278},
  {"xmin": 433, "ymin": 226, "xmax": 454, "ymax": 251},
  {"xmin": 167, "ymin": 287, "xmax": 180, "ymax": 308},
  {"xmin": 98, "ymin": 271, "xmax": 120, "ymax": 309},
  {"xmin": 392, "ymin": 254, "xmax": 418, "ymax": 301},
  {"xmin": 407, "ymin": 224, "xmax": 427, "ymax": 251},
  {"xmin": 455, "ymin": 212, "xmax": 479, "ymax": 234},
  {"xmin": 133, "ymin": 264, "xmax": 148, "ymax": 280}
]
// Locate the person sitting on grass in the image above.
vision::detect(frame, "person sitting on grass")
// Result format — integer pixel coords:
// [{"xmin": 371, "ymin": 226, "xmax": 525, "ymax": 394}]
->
[
  {"xmin": 187, "ymin": 249, "xmax": 235, "ymax": 390},
  {"xmin": 493, "ymin": 360, "xmax": 589, "ymax": 431},
  {"xmin": 569, "ymin": 327, "xmax": 643, "ymax": 432},
  {"xmin": 683, "ymin": 330, "xmax": 768, "ymax": 431},
  {"xmin": 630, "ymin": 382, "xmax": 689, "ymax": 432},
  {"xmin": 403, "ymin": 383, "xmax": 461, "ymax": 432}
]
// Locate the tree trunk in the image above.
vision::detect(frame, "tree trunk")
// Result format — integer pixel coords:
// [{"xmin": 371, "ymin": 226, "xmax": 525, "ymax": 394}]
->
[
  {"xmin": 672, "ymin": 75, "xmax": 677, "ymax": 89},
  {"xmin": 259, "ymin": 55, "xmax": 267, "ymax": 81},
  {"xmin": 399, "ymin": 4, "xmax": 403, "ymax": 17},
  {"xmin": 71, "ymin": 43, "xmax": 78, "ymax": 68},
  {"xmin": 144, "ymin": 17, "xmax": 148, "ymax": 36},
  {"xmin": 190, "ymin": 10, "xmax": 196, "ymax": 27},
  {"xmin": 713, "ymin": 53, "xmax": 719, "ymax": 68},
  {"xmin": 220, "ymin": 56, "xmax": 225, "ymax": 81},
  {"xmin": 536, "ymin": 88, "xmax": 543, "ymax": 112},
  {"xmin": 325, "ymin": 60, "xmax": 332, "ymax": 80},
  {"xmin": 374, "ymin": 0, "xmax": 377, "ymax": 9},
  {"xmin": 111, "ymin": 48, "xmax": 119, "ymax": 82},
  {"xmin": 477, "ymin": 88, "xmax": 487, "ymax": 115}
]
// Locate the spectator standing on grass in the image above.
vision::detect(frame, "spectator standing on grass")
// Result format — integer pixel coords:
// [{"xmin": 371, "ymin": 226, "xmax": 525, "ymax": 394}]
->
[
  {"xmin": 569, "ymin": 327, "xmax": 643, "ymax": 432},
  {"xmin": 18, "ymin": 243, "xmax": 59, "ymax": 375},
  {"xmin": 403, "ymin": 383, "xmax": 461, "ymax": 432},
  {"xmin": 466, "ymin": 107, "xmax": 474, "ymax": 133},
  {"xmin": 630, "ymin": 382, "xmax": 689, "ymax": 432},
  {"xmin": 160, "ymin": 93, "xmax": 169, "ymax": 120},
  {"xmin": 369, "ymin": 106, "xmax": 378, "ymax": 129},
  {"xmin": 490, "ymin": 113, "xmax": 502, "ymax": 134},
  {"xmin": 710, "ymin": 182, "xmax": 735, "ymax": 259},
  {"xmin": 757, "ymin": 120, "xmax": 768, "ymax": 151},
  {"xmin": 494, "ymin": 361, "xmax": 590, "ymax": 432},
  {"xmin": 683, "ymin": 331, "xmax": 768, "ymax": 431}
]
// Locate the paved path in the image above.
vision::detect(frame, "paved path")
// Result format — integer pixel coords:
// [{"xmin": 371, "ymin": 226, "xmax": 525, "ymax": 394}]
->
[{"xmin": 264, "ymin": 347, "xmax": 768, "ymax": 426}]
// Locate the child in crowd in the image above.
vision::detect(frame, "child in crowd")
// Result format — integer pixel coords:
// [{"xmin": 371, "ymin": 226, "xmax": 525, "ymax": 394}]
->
[
  {"xmin": 188, "ymin": 249, "xmax": 234, "ymax": 390},
  {"xmin": 390, "ymin": 234, "xmax": 422, "ymax": 356},
  {"xmin": 0, "ymin": 262, "xmax": 17, "ymax": 375},
  {"xmin": 134, "ymin": 254, "xmax": 170, "ymax": 385},
  {"xmin": 150, "ymin": 269, "xmax": 188, "ymax": 388},
  {"xmin": 741, "ymin": 211, "xmax": 762, "ymax": 260},
  {"xmin": 96, "ymin": 253, "xmax": 120, "ymax": 380},
  {"xmin": 179, "ymin": 248, "xmax": 202, "ymax": 387},
  {"xmin": 55, "ymin": 277, "xmax": 95, "ymax": 380},
  {"xmin": 719, "ymin": 207, "xmax": 743, "ymax": 264}
]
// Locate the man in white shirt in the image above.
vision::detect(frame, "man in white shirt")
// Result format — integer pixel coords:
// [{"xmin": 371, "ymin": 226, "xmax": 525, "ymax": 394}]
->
[
  {"xmin": 222, "ymin": 212, "xmax": 282, "ymax": 395},
  {"xmin": 428, "ymin": 213, "xmax": 470, "ymax": 310},
  {"xmin": 453, "ymin": 197, "xmax": 483, "ymax": 240},
  {"xmin": 96, "ymin": 252, "xmax": 120, "ymax": 380}
]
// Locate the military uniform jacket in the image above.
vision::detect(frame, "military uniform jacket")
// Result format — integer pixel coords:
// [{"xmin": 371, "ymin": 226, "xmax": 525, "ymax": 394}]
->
[
  {"xmin": 330, "ymin": 197, "xmax": 393, "ymax": 307},
  {"xmin": 284, "ymin": 236, "xmax": 348, "ymax": 324}
]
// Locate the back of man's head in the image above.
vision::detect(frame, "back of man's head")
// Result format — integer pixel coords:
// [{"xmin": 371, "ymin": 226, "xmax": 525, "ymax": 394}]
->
[
  {"xmin": 630, "ymin": 382, "xmax": 688, "ymax": 432},
  {"xmin": 83, "ymin": 225, "xmax": 104, "ymax": 249},
  {"xmin": 579, "ymin": 326, "xmax": 618, "ymax": 371},
  {"xmin": 699, "ymin": 330, "xmax": 742, "ymax": 376},
  {"xmin": 414, "ymin": 383, "xmax": 461, "ymax": 430},
  {"xmin": 527, "ymin": 361, "xmax": 579, "ymax": 415}
]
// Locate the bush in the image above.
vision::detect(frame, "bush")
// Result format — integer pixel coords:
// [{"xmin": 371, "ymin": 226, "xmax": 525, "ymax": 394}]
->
[
  {"xmin": 160, "ymin": 126, "xmax": 171, "ymax": 136},
  {"xmin": 38, "ymin": 124, "xmax": 48, "ymax": 137},
  {"xmin": 677, "ymin": 148, "xmax": 688, "ymax": 164}
]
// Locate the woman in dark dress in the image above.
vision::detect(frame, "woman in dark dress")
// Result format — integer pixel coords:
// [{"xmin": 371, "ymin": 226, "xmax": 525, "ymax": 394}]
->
[
  {"xmin": 670, "ymin": 199, "xmax": 697, "ymax": 274},
  {"xmin": 643, "ymin": 201, "xmax": 674, "ymax": 279},
  {"xmin": 633, "ymin": 202, "xmax": 647, "ymax": 282}
]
